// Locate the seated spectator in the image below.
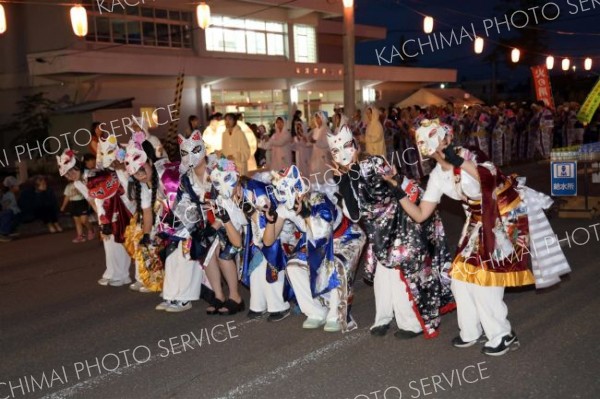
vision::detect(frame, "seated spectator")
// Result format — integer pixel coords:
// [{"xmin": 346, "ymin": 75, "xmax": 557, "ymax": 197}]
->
[{"xmin": 0, "ymin": 176, "xmax": 21, "ymax": 242}]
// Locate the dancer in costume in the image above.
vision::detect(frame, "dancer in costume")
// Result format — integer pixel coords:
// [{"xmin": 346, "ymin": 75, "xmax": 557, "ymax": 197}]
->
[
  {"xmin": 238, "ymin": 173, "xmax": 291, "ymax": 322},
  {"xmin": 388, "ymin": 119, "xmax": 571, "ymax": 355},
  {"xmin": 263, "ymin": 165, "xmax": 365, "ymax": 333},
  {"xmin": 89, "ymin": 133, "xmax": 136, "ymax": 287},
  {"xmin": 328, "ymin": 125, "xmax": 455, "ymax": 339},
  {"xmin": 152, "ymin": 131, "xmax": 214, "ymax": 312},
  {"xmin": 124, "ymin": 134, "xmax": 173, "ymax": 294},
  {"xmin": 205, "ymin": 156, "xmax": 247, "ymax": 315}
]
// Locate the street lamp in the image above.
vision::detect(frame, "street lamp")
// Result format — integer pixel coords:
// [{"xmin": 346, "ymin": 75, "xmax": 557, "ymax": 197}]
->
[
  {"xmin": 562, "ymin": 58, "xmax": 570, "ymax": 71},
  {"xmin": 70, "ymin": 5, "xmax": 88, "ymax": 37},
  {"xmin": 423, "ymin": 16, "xmax": 434, "ymax": 34},
  {"xmin": 343, "ymin": 0, "xmax": 356, "ymax": 116},
  {"xmin": 474, "ymin": 37, "xmax": 484, "ymax": 54},
  {"xmin": 196, "ymin": 2, "xmax": 211, "ymax": 29},
  {"xmin": 546, "ymin": 56, "xmax": 554, "ymax": 70},
  {"xmin": 0, "ymin": 4, "xmax": 6, "ymax": 34},
  {"xmin": 584, "ymin": 58, "xmax": 592, "ymax": 71},
  {"xmin": 511, "ymin": 48, "xmax": 520, "ymax": 63}
]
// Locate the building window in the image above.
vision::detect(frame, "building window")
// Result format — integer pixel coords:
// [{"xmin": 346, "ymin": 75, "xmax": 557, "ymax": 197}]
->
[
  {"xmin": 83, "ymin": 0, "xmax": 192, "ymax": 49},
  {"xmin": 206, "ymin": 16, "xmax": 287, "ymax": 56},
  {"xmin": 294, "ymin": 25, "xmax": 316, "ymax": 63}
]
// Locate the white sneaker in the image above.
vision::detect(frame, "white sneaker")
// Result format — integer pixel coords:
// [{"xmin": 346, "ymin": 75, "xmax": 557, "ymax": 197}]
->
[
  {"xmin": 138, "ymin": 285, "xmax": 153, "ymax": 293},
  {"xmin": 155, "ymin": 301, "xmax": 172, "ymax": 311},
  {"xmin": 109, "ymin": 278, "xmax": 132, "ymax": 287},
  {"xmin": 129, "ymin": 281, "xmax": 143, "ymax": 291},
  {"xmin": 98, "ymin": 278, "xmax": 110, "ymax": 286},
  {"xmin": 302, "ymin": 317, "xmax": 326, "ymax": 329},
  {"xmin": 166, "ymin": 301, "xmax": 192, "ymax": 313},
  {"xmin": 324, "ymin": 319, "xmax": 342, "ymax": 332}
]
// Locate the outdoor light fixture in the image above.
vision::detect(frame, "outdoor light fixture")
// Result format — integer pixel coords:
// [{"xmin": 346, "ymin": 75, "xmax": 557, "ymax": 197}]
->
[
  {"xmin": 0, "ymin": 4, "xmax": 6, "ymax": 34},
  {"xmin": 70, "ymin": 5, "xmax": 88, "ymax": 37},
  {"xmin": 511, "ymin": 48, "xmax": 520, "ymax": 63},
  {"xmin": 562, "ymin": 58, "xmax": 570, "ymax": 71},
  {"xmin": 342, "ymin": 0, "xmax": 354, "ymax": 8},
  {"xmin": 474, "ymin": 37, "xmax": 484, "ymax": 54},
  {"xmin": 546, "ymin": 56, "xmax": 554, "ymax": 70},
  {"xmin": 423, "ymin": 16, "xmax": 434, "ymax": 34},
  {"xmin": 196, "ymin": 2, "xmax": 211, "ymax": 30},
  {"xmin": 584, "ymin": 58, "xmax": 592, "ymax": 71}
]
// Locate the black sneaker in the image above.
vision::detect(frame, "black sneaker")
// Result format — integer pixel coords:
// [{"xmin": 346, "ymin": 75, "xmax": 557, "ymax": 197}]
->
[
  {"xmin": 452, "ymin": 333, "xmax": 487, "ymax": 348},
  {"xmin": 370, "ymin": 323, "xmax": 390, "ymax": 336},
  {"xmin": 481, "ymin": 331, "xmax": 520, "ymax": 356},
  {"xmin": 247, "ymin": 310, "xmax": 268, "ymax": 320},
  {"xmin": 394, "ymin": 329, "xmax": 423, "ymax": 340},
  {"xmin": 267, "ymin": 308, "xmax": 291, "ymax": 322}
]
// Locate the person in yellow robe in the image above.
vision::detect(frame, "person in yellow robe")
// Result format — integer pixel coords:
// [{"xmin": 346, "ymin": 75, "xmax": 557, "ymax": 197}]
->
[
  {"xmin": 363, "ymin": 106, "xmax": 386, "ymax": 157},
  {"xmin": 221, "ymin": 113, "xmax": 250, "ymax": 176}
]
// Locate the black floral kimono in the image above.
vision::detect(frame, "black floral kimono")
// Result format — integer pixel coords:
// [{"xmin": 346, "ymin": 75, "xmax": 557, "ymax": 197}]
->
[{"xmin": 337, "ymin": 155, "xmax": 455, "ymax": 338}]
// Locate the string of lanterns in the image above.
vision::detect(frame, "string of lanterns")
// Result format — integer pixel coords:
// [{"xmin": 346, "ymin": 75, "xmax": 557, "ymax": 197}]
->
[
  {"xmin": 421, "ymin": 15, "xmax": 595, "ymax": 71},
  {"xmin": 0, "ymin": 1, "xmax": 212, "ymax": 36}
]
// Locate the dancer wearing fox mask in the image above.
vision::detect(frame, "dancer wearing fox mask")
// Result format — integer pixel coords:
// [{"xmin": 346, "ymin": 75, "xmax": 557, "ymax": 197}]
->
[
  {"xmin": 328, "ymin": 125, "xmax": 455, "ymax": 340},
  {"xmin": 263, "ymin": 165, "xmax": 365, "ymax": 333},
  {"xmin": 388, "ymin": 119, "xmax": 570, "ymax": 355}
]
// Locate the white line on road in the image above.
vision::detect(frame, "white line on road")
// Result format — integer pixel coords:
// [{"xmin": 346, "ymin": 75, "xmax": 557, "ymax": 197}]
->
[
  {"xmin": 41, "ymin": 319, "xmax": 258, "ymax": 399},
  {"xmin": 214, "ymin": 331, "xmax": 368, "ymax": 399}
]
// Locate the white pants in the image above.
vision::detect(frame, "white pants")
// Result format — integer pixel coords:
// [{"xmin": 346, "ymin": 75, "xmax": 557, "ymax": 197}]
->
[
  {"xmin": 451, "ymin": 279, "xmax": 511, "ymax": 348},
  {"xmin": 162, "ymin": 241, "xmax": 203, "ymax": 302},
  {"xmin": 372, "ymin": 265, "xmax": 422, "ymax": 333},
  {"xmin": 287, "ymin": 262, "xmax": 338, "ymax": 321},
  {"xmin": 249, "ymin": 260, "xmax": 290, "ymax": 313},
  {"xmin": 102, "ymin": 236, "xmax": 131, "ymax": 281}
]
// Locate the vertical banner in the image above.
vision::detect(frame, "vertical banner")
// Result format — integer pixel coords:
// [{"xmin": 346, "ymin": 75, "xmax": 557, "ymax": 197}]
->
[
  {"xmin": 576, "ymin": 77, "xmax": 600, "ymax": 124},
  {"xmin": 531, "ymin": 65, "xmax": 555, "ymax": 110}
]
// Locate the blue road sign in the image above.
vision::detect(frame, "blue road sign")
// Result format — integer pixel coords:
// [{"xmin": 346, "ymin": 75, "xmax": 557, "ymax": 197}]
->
[{"xmin": 551, "ymin": 161, "xmax": 577, "ymax": 196}]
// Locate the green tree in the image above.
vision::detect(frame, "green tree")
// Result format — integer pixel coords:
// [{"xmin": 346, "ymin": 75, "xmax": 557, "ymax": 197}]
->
[{"xmin": 6, "ymin": 92, "xmax": 56, "ymax": 152}]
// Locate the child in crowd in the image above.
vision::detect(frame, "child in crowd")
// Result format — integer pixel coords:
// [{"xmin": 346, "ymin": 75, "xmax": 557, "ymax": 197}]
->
[{"xmin": 60, "ymin": 181, "xmax": 95, "ymax": 243}]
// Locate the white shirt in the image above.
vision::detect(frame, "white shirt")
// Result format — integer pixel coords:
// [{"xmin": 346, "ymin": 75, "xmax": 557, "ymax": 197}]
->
[{"xmin": 422, "ymin": 163, "xmax": 482, "ymax": 203}]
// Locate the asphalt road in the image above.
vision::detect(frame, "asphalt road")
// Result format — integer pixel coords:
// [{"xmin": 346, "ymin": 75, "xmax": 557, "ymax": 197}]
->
[{"xmin": 1, "ymin": 162, "xmax": 599, "ymax": 399}]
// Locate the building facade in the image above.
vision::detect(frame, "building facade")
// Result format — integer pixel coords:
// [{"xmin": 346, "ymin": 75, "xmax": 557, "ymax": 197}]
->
[{"xmin": 0, "ymin": 0, "xmax": 456, "ymax": 142}]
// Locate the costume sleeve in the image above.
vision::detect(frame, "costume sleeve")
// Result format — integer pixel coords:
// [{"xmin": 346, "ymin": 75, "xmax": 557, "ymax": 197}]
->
[
  {"xmin": 337, "ymin": 173, "xmax": 361, "ymax": 222},
  {"xmin": 73, "ymin": 181, "xmax": 90, "ymax": 201},
  {"xmin": 422, "ymin": 170, "xmax": 444, "ymax": 204},
  {"xmin": 140, "ymin": 184, "xmax": 152, "ymax": 209}
]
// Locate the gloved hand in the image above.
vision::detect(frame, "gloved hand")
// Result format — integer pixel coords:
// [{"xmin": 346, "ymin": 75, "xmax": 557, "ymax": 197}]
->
[
  {"xmin": 384, "ymin": 174, "xmax": 407, "ymax": 201},
  {"xmin": 442, "ymin": 145, "xmax": 464, "ymax": 167},
  {"xmin": 100, "ymin": 224, "xmax": 112, "ymax": 236},
  {"xmin": 266, "ymin": 202, "xmax": 278, "ymax": 224},
  {"xmin": 139, "ymin": 233, "xmax": 151, "ymax": 247},
  {"xmin": 216, "ymin": 206, "xmax": 230, "ymax": 224},
  {"xmin": 242, "ymin": 201, "xmax": 254, "ymax": 216}
]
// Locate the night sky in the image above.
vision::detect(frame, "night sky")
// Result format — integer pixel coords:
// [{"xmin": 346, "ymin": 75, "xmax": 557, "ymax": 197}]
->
[{"xmin": 354, "ymin": 0, "xmax": 600, "ymax": 84}]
